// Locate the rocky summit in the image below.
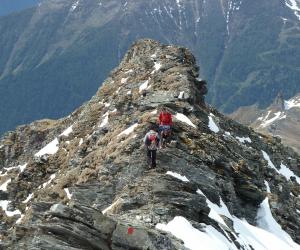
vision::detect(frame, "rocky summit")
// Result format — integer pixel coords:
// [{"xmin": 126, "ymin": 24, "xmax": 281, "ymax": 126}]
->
[{"xmin": 0, "ymin": 39, "xmax": 300, "ymax": 250}]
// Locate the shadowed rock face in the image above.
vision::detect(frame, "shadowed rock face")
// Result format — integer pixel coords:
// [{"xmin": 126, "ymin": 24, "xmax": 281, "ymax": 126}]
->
[{"xmin": 0, "ymin": 39, "xmax": 300, "ymax": 249}]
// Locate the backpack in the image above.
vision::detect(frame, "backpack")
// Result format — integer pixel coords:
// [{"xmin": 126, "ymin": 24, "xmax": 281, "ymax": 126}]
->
[{"xmin": 147, "ymin": 132, "xmax": 158, "ymax": 150}]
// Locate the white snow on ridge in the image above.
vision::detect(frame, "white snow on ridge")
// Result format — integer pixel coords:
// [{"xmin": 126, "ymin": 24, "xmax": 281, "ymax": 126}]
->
[
  {"xmin": 284, "ymin": 97, "xmax": 300, "ymax": 110},
  {"xmin": 64, "ymin": 188, "xmax": 73, "ymax": 200},
  {"xmin": 257, "ymin": 198, "xmax": 300, "ymax": 248},
  {"xmin": 208, "ymin": 114, "xmax": 219, "ymax": 133},
  {"xmin": 260, "ymin": 111, "xmax": 286, "ymax": 127},
  {"xmin": 0, "ymin": 200, "xmax": 22, "ymax": 217},
  {"xmin": 262, "ymin": 151, "xmax": 300, "ymax": 184},
  {"xmin": 35, "ymin": 138, "xmax": 59, "ymax": 157},
  {"xmin": 279, "ymin": 163, "xmax": 300, "ymax": 185},
  {"xmin": 125, "ymin": 69, "xmax": 133, "ymax": 74},
  {"xmin": 236, "ymin": 136, "xmax": 252, "ymax": 143},
  {"xmin": 22, "ymin": 193, "xmax": 34, "ymax": 204},
  {"xmin": 156, "ymin": 216, "xmax": 238, "ymax": 250},
  {"xmin": 139, "ymin": 80, "xmax": 149, "ymax": 92},
  {"xmin": 264, "ymin": 180, "xmax": 271, "ymax": 193},
  {"xmin": 166, "ymin": 171, "xmax": 189, "ymax": 182},
  {"xmin": 60, "ymin": 125, "xmax": 73, "ymax": 137},
  {"xmin": 178, "ymin": 91, "xmax": 184, "ymax": 99},
  {"xmin": 19, "ymin": 163, "xmax": 27, "ymax": 173},
  {"xmin": 42, "ymin": 174, "xmax": 56, "ymax": 188},
  {"xmin": 99, "ymin": 112, "xmax": 109, "ymax": 128},
  {"xmin": 118, "ymin": 123, "xmax": 139, "ymax": 137},
  {"xmin": 262, "ymin": 150, "xmax": 278, "ymax": 172},
  {"xmin": 195, "ymin": 189, "xmax": 300, "ymax": 250},
  {"xmin": 175, "ymin": 113, "xmax": 197, "ymax": 128},
  {"xmin": 0, "ymin": 178, "xmax": 11, "ymax": 191},
  {"xmin": 70, "ymin": 0, "xmax": 80, "ymax": 11},
  {"xmin": 151, "ymin": 62, "xmax": 162, "ymax": 74},
  {"xmin": 285, "ymin": 0, "xmax": 300, "ymax": 20},
  {"xmin": 121, "ymin": 77, "xmax": 128, "ymax": 84},
  {"xmin": 197, "ymin": 189, "xmax": 230, "ymax": 228}
]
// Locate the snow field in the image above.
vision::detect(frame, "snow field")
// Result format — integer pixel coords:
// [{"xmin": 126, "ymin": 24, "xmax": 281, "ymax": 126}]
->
[{"xmin": 208, "ymin": 113, "xmax": 220, "ymax": 133}]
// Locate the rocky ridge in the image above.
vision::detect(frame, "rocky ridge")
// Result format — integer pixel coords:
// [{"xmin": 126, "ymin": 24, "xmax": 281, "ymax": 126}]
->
[{"xmin": 0, "ymin": 39, "xmax": 300, "ymax": 249}]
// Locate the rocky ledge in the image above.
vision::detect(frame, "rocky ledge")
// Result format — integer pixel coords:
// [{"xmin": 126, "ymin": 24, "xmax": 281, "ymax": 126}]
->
[{"xmin": 0, "ymin": 39, "xmax": 300, "ymax": 249}]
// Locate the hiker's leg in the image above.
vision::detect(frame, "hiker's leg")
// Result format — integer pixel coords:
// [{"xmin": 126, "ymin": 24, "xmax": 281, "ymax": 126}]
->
[
  {"xmin": 147, "ymin": 149, "xmax": 151, "ymax": 166},
  {"xmin": 152, "ymin": 150, "xmax": 157, "ymax": 168}
]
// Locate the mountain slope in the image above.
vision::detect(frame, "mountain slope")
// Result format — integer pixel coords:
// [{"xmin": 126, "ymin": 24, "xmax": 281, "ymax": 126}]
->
[
  {"xmin": 0, "ymin": 39, "xmax": 300, "ymax": 249},
  {"xmin": 0, "ymin": 0, "xmax": 39, "ymax": 16},
  {"xmin": 231, "ymin": 93, "xmax": 300, "ymax": 154},
  {"xmin": 0, "ymin": 0, "xmax": 300, "ymax": 135}
]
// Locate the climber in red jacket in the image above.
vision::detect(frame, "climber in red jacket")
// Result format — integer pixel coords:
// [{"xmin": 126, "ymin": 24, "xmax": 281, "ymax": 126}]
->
[{"xmin": 158, "ymin": 107, "xmax": 172, "ymax": 147}]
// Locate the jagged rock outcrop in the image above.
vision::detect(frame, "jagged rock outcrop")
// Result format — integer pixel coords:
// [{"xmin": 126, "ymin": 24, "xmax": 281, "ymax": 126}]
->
[{"xmin": 0, "ymin": 39, "xmax": 300, "ymax": 249}]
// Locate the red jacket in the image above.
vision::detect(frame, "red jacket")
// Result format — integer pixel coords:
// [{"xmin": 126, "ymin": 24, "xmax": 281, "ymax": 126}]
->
[{"xmin": 159, "ymin": 112, "xmax": 172, "ymax": 126}]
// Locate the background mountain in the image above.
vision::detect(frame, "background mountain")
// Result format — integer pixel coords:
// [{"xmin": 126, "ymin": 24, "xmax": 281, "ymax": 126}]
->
[
  {"xmin": 0, "ymin": 39, "xmax": 300, "ymax": 249},
  {"xmin": 231, "ymin": 92, "xmax": 300, "ymax": 154},
  {"xmin": 0, "ymin": 0, "xmax": 300, "ymax": 135},
  {"xmin": 0, "ymin": 0, "xmax": 39, "ymax": 16}
]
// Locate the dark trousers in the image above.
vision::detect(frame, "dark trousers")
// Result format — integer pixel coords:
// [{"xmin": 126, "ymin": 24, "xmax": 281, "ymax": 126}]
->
[{"xmin": 147, "ymin": 149, "xmax": 157, "ymax": 168}]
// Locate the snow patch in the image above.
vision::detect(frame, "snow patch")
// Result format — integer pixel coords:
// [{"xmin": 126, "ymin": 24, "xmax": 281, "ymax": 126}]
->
[
  {"xmin": 175, "ymin": 113, "xmax": 197, "ymax": 128},
  {"xmin": 125, "ymin": 69, "xmax": 133, "ymax": 74},
  {"xmin": 121, "ymin": 77, "xmax": 128, "ymax": 84},
  {"xmin": 0, "ymin": 178, "xmax": 11, "ymax": 191},
  {"xmin": 64, "ymin": 188, "xmax": 73, "ymax": 200},
  {"xmin": 178, "ymin": 91, "xmax": 185, "ymax": 99},
  {"xmin": 102, "ymin": 198, "xmax": 123, "ymax": 214},
  {"xmin": 0, "ymin": 200, "xmax": 22, "ymax": 217},
  {"xmin": 208, "ymin": 114, "xmax": 220, "ymax": 133},
  {"xmin": 279, "ymin": 163, "xmax": 300, "ymax": 185},
  {"xmin": 236, "ymin": 136, "xmax": 252, "ymax": 143},
  {"xmin": 118, "ymin": 123, "xmax": 139, "ymax": 137},
  {"xmin": 70, "ymin": 0, "xmax": 80, "ymax": 11},
  {"xmin": 139, "ymin": 80, "xmax": 149, "ymax": 92},
  {"xmin": 35, "ymin": 138, "xmax": 59, "ymax": 157},
  {"xmin": 42, "ymin": 174, "xmax": 56, "ymax": 188},
  {"xmin": 257, "ymin": 198, "xmax": 300, "ymax": 248},
  {"xmin": 284, "ymin": 97, "xmax": 300, "ymax": 110},
  {"xmin": 197, "ymin": 189, "xmax": 300, "ymax": 250},
  {"xmin": 99, "ymin": 112, "xmax": 109, "ymax": 128},
  {"xmin": 285, "ymin": 0, "xmax": 300, "ymax": 20},
  {"xmin": 166, "ymin": 171, "xmax": 189, "ymax": 182},
  {"xmin": 262, "ymin": 150, "xmax": 278, "ymax": 171},
  {"xmin": 264, "ymin": 180, "xmax": 271, "ymax": 193},
  {"xmin": 151, "ymin": 62, "xmax": 162, "ymax": 74},
  {"xmin": 156, "ymin": 216, "xmax": 237, "ymax": 250},
  {"xmin": 60, "ymin": 125, "xmax": 73, "ymax": 137},
  {"xmin": 260, "ymin": 111, "xmax": 286, "ymax": 127},
  {"xmin": 22, "ymin": 193, "xmax": 34, "ymax": 203}
]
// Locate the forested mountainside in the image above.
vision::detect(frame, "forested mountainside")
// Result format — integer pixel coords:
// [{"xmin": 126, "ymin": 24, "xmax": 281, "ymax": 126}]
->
[
  {"xmin": 0, "ymin": 39, "xmax": 300, "ymax": 250},
  {"xmin": 0, "ymin": 0, "xmax": 39, "ymax": 16},
  {"xmin": 0, "ymin": 0, "xmax": 299, "ymax": 135}
]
